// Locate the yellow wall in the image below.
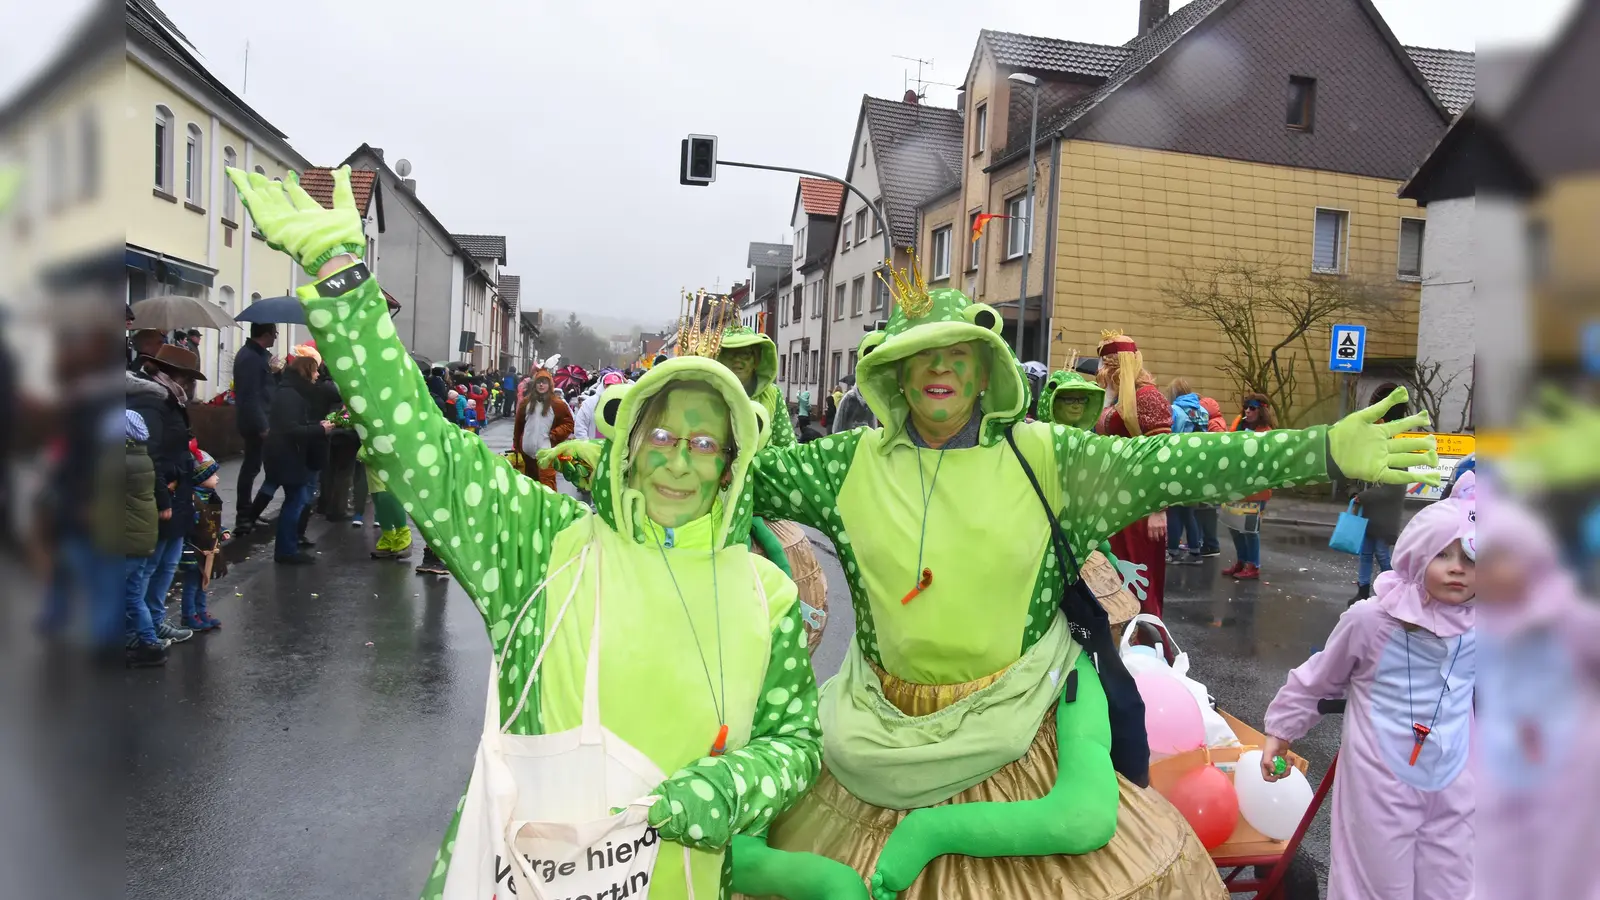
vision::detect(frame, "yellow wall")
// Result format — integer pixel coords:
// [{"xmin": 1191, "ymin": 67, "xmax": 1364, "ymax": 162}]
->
[
  {"xmin": 1529, "ymin": 173, "xmax": 1600, "ymax": 365},
  {"xmin": 1049, "ymin": 140, "xmax": 1422, "ymax": 420}
]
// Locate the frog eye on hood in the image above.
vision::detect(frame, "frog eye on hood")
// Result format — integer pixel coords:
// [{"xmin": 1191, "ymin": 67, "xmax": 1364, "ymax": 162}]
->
[
  {"xmin": 749, "ymin": 400, "xmax": 771, "ymax": 451},
  {"xmin": 595, "ymin": 383, "xmax": 631, "ymax": 440},
  {"xmin": 965, "ymin": 303, "xmax": 1002, "ymax": 333},
  {"xmin": 858, "ymin": 331, "xmax": 886, "ymax": 358}
]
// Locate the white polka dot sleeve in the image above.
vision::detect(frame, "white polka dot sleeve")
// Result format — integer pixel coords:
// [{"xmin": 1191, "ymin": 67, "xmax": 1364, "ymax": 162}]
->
[
  {"xmin": 647, "ymin": 561, "xmax": 823, "ymax": 851},
  {"xmin": 296, "ymin": 275, "xmax": 586, "ymax": 654},
  {"xmin": 1048, "ymin": 423, "xmax": 1331, "ymax": 559}
]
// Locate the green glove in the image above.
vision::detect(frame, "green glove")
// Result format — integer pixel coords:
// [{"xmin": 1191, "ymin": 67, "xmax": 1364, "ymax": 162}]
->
[
  {"xmin": 1502, "ymin": 387, "xmax": 1600, "ymax": 490},
  {"xmin": 647, "ymin": 774, "xmax": 734, "ymax": 851},
  {"xmin": 1327, "ymin": 387, "xmax": 1440, "ymax": 486},
  {"xmin": 539, "ymin": 439, "xmax": 604, "ymax": 490},
  {"xmin": 729, "ymin": 835, "xmax": 870, "ymax": 900},
  {"xmin": 225, "ymin": 165, "xmax": 367, "ymax": 275}
]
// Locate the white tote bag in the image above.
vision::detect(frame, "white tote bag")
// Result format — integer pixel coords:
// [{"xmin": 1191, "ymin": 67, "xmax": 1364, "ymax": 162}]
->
[
  {"xmin": 1118, "ymin": 613, "xmax": 1237, "ymax": 748},
  {"xmin": 440, "ymin": 542, "xmax": 695, "ymax": 900}
]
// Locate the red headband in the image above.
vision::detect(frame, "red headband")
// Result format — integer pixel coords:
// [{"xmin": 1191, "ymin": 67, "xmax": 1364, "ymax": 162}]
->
[{"xmin": 1099, "ymin": 340, "xmax": 1138, "ymax": 355}]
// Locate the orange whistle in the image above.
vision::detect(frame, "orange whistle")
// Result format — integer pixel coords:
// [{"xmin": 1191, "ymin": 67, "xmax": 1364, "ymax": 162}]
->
[
  {"xmin": 710, "ymin": 723, "xmax": 729, "ymax": 757},
  {"xmin": 1408, "ymin": 723, "xmax": 1431, "ymax": 766},
  {"xmin": 900, "ymin": 568, "xmax": 934, "ymax": 605}
]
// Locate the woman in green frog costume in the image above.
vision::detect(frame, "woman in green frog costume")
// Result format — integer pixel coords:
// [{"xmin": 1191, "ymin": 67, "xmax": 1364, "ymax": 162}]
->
[
  {"xmin": 1036, "ymin": 367, "xmax": 1106, "ymax": 430},
  {"xmin": 728, "ymin": 263, "xmax": 1437, "ymax": 898},
  {"xmin": 227, "ymin": 166, "xmax": 858, "ymax": 900},
  {"xmin": 717, "ymin": 325, "xmax": 796, "ymax": 449}
]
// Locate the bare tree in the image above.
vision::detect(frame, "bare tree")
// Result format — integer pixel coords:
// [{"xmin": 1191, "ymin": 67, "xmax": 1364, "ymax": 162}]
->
[
  {"xmin": 1160, "ymin": 252, "xmax": 1406, "ymax": 426},
  {"xmin": 1402, "ymin": 359, "xmax": 1474, "ymax": 433}
]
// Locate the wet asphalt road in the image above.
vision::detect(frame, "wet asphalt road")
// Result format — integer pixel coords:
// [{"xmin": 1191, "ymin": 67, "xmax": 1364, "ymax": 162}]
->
[{"xmin": 122, "ymin": 420, "xmax": 1353, "ymax": 898}]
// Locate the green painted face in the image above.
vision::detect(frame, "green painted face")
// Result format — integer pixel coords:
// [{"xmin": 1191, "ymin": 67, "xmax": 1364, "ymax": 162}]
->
[
  {"xmin": 627, "ymin": 387, "xmax": 732, "ymax": 528},
  {"xmin": 1053, "ymin": 395, "xmax": 1088, "ymax": 426},
  {"xmin": 717, "ymin": 346, "xmax": 760, "ymax": 395},
  {"xmin": 902, "ymin": 340, "xmax": 988, "ymax": 431}
]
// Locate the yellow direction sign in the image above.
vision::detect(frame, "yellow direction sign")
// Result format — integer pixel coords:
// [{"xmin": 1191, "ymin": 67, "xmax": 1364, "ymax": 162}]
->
[{"xmin": 1399, "ymin": 432, "xmax": 1475, "ymax": 457}]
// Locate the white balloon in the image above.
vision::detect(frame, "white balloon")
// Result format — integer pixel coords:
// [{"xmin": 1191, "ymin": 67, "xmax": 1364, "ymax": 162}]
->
[{"xmin": 1234, "ymin": 750, "xmax": 1314, "ymax": 841}]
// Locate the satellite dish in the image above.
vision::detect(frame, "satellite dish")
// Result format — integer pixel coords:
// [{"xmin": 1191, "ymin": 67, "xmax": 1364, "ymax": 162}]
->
[{"xmin": 395, "ymin": 159, "xmax": 413, "ymax": 177}]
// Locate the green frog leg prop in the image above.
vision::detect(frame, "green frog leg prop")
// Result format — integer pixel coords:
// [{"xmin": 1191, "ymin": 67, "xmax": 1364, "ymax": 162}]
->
[
  {"xmin": 232, "ymin": 166, "xmax": 832, "ymax": 900},
  {"xmin": 868, "ymin": 653, "xmax": 1116, "ymax": 898}
]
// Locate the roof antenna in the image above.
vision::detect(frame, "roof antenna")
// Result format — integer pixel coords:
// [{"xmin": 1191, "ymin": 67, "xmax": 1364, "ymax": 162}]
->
[
  {"xmin": 894, "ymin": 55, "xmax": 934, "ymax": 104},
  {"xmin": 242, "ymin": 41, "xmax": 249, "ymax": 94}
]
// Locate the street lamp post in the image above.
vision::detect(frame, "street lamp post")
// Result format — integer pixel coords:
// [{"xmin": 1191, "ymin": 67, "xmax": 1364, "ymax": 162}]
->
[{"xmin": 1008, "ymin": 72, "xmax": 1040, "ymax": 360}]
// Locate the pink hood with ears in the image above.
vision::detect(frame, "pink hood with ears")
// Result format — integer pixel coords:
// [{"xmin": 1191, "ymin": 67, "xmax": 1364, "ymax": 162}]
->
[
  {"xmin": 1375, "ymin": 471, "xmax": 1477, "ymax": 638},
  {"xmin": 1477, "ymin": 481, "xmax": 1589, "ymax": 636}
]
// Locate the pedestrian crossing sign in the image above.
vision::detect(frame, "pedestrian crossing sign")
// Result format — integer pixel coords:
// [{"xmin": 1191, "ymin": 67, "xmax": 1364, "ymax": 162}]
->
[{"xmin": 1328, "ymin": 324, "xmax": 1366, "ymax": 373}]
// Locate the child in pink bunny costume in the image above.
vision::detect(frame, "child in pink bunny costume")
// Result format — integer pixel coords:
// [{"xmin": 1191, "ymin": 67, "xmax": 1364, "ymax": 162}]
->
[
  {"xmin": 1475, "ymin": 491, "xmax": 1600, "ymax": 899},
  {"xmin": 1263, "ymin": 472, "xmax": 1477, "ymax": 900}
]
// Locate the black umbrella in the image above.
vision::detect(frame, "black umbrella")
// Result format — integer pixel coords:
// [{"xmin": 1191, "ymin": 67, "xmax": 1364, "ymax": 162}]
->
[{"xmin": 233, "ymin": 295, "xmax": 305, "ymax": 325}]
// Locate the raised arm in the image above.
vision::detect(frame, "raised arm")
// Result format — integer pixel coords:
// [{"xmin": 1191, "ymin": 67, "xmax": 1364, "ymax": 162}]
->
[
  {"xmin": 229, "ymin": 165, "xmax": 585, "ymax": 653},
  {"xmin": 747, "ymin": 429, "xmax": 867, "ymax": 533}
]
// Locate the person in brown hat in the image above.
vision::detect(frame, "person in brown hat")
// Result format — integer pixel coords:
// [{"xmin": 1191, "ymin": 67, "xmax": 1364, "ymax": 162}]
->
[{"xmin": 125, "ymin": 341, "xmax": 207, "ymax": 646}]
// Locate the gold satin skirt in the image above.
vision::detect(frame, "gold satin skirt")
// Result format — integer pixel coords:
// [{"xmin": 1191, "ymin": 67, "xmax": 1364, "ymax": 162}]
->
[{"xmin": 752, "ymin": 662, "xmax": 1227, "ymax": 900}]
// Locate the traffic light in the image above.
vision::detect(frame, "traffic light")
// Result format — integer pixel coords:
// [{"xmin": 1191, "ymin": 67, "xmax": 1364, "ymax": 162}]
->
[{"xmin": 680, "ymin": 134, "xmax": 717, "ymax": 186}]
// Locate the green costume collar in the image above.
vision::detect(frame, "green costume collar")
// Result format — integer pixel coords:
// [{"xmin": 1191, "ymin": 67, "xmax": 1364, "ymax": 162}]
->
[
  {"xmin": 1036, "ymin": 370, "xmax": 1106, "ymax": 430},
  {"xmin": 718, "ymin": 325, "xmax": 778, "ymax": 399},
  {"xmin": 853, "ymin": 287, "xmax": 1026, "ymax": 451},
  {"xmin": 589, "ymin": 356, "xmax": 762, "ymax": 549}
]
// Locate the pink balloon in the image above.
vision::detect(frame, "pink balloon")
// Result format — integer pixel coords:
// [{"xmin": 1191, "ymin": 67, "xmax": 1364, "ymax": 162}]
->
[{"xmin": 1136, "ymin": 671, "xmax": 1205, "ymax": 754}]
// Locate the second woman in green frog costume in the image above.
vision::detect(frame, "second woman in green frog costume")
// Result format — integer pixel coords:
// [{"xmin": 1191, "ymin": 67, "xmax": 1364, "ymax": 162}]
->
[{"xmin": 733, "ymin": 268, "xmax": 1436, "ymax": 898}]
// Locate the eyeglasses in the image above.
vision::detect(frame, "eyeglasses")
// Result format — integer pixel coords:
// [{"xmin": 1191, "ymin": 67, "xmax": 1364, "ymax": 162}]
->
[
  {"xmin": 647, "ymin": 427, "xmax": 724, "ymax": 457},
  {"xmin": 1243, "ymin": 401, "xmax": 1262, "ymax": 410}
]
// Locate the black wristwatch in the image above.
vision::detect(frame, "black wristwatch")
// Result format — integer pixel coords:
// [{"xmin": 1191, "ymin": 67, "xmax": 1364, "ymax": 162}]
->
[{"xmin": 313, "ymin": 262, "xmax": 371, "ymax": 298}]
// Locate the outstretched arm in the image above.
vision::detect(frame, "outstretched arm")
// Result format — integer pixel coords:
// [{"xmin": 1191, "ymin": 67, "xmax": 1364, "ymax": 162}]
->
[
  {"xmin": 868, "ymin": 652, "xmax": 1119, "ymax": 897},
  {"xmin": 230, "ymin": 165, "xmax": 585, "ymax": 656},
  {"xmin": 747, "ymin": 429, "xmax": 867, "ymax": 532},
  {"xmin": 1051, "ymin": 388, "xmax": 1437, "ymax": 561}
]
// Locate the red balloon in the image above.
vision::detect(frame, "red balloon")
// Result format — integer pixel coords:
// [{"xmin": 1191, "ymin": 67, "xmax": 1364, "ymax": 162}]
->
[{"xmin": 1164, "ymin": 765, "xmax": 1239, "ymax": 850}]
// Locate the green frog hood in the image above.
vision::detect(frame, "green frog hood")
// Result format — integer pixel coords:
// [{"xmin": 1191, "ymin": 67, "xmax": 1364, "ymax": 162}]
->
[
  {"xmin": 718, "ymin": 325, "xmax": 778, "ymax": 398},
  {"xmin": 587, "ymin": 356, "xmax": 765, "ymax": 549},
  {"xmin": 853, "ymin": 282, "xmax": 1025, "ymax": 448},
  {"xmin": 1037, "ymin": 369, "xmax": 1106, "ymax": 429}
]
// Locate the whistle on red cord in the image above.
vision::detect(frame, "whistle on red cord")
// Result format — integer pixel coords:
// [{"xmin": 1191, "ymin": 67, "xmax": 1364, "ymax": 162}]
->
[
  {"xmin": 900, "ymin": 568, "xmax": 933, "ymax": 605},
  {"xmin": 1408, "ymin": 722, "xmax": 1432, "ymax": 766},
  {"xmin": 710, "ymin": 723, "xmax": 729, "ymax": 757}
]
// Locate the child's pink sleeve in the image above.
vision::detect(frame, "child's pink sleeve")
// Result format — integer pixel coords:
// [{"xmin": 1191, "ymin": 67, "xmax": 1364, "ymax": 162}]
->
[{"xmin": 1264, "ymin": 605, "xmax": 1380, "ymax": 742}]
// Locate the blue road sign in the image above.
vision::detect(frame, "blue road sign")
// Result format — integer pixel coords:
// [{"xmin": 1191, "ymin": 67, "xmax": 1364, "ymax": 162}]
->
[{"xmin": 1329, "ymin": 324, "xmax": 1367, "ymax": 373}]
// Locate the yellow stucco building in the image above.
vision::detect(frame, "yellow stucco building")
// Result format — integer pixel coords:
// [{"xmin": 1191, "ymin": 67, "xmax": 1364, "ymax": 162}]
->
[{"xmin": 921, "ymin": 1, "xmax": 1471, "ymax": 423}]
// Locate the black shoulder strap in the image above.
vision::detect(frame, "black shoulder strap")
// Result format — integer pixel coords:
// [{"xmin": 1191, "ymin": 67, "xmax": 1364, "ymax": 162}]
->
[{"xmin": 1003, "ymin": 424, "xmax": 1081, "ymax": 574}]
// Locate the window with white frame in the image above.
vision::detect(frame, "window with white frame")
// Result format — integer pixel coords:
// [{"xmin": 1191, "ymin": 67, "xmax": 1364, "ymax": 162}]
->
[
  {"xmin": 795, "ymin": 227, "xmax": 806, "ymax": 257},
  {"xmin": 79, "ymin": 107, "xmax": 98, "ymax": 202},
  {"xmin": 1005, "ymin": 194, "xmax": 1032, "ymax": 260},
  {"xmin": 834, "ymin": 283, "xmax": 846, "ymax": 320},
  {"xmin": 185, "ymin": 123, "xmax": 203, "ymax": 204},
  {"xmin": 792, "ymin": 287, "xmax": 803, "ymax": 322},
  {"xmin": 974, "ymin": 103, "xmax": 988, "ymax": 155},
  {"xmin": 968, "ymin": 210, "xmax": 982, "ymax": 270},
  {"xmin": 791, "ymin": 352, "xmax": 800, "ymax": 383},
  {"xmin": 779, "ymin": 355, "xmax": 787, "ymax": 381},
  {"xmin": 872, "ymin": 274, "xmax": 887, "ymax": 311},
  {"xmin": 222, "ymin": 147, "xmax": 237, "ymax": 220},
  {"xmin": 854, "ymin": 209, "xmax": 867, "ymax": 245},
  {"xmin": 46, "ymin": 126, "xmax": 67, "ymax": 211},
  {"xmin": 847, "ymin": 348, "xmax": 857, "ymax": 375},
  {"xmin": 870, "ymin": 198, "xmax": 883, "ymax": 235},
  {"xmin": 841, "ymin": 217, "xmax": 852, "ymax": 251},
  {"xmin": 851, "ymin": 276, "xmax": 864, "ymax": 316},
  {"xmin": 154, "ymin": 105, "xmax": 174, "ymax": 191},
  {"xmin": 1312, "ymin": 208, "xmax": 1347, "ymax": 273},
  {"xmin": 810, "ymin": 349, "xmax": 820, "ymax": 385},
  {"xmin": 1398, "ymin": 218, "xmax": 1425, "ymax": 280},
  {"xmin": 931, "ymin": 226, "xmax": 953, "ymax": 280}
]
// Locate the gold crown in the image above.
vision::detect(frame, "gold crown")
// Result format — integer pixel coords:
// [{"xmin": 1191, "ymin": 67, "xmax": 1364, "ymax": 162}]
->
[
  {"xmin": 675, "ymin": 287, "xmax": 737, "ymax": 358},
  {"xmin": 875, "ymin": 254, "xmax": 933, "ymax": 319}
]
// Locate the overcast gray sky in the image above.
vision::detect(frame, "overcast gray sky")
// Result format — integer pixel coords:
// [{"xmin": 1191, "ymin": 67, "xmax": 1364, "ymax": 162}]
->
[{"xmin": 2, "ymin": 0, "xmax": 1579, "ymax": 324}]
